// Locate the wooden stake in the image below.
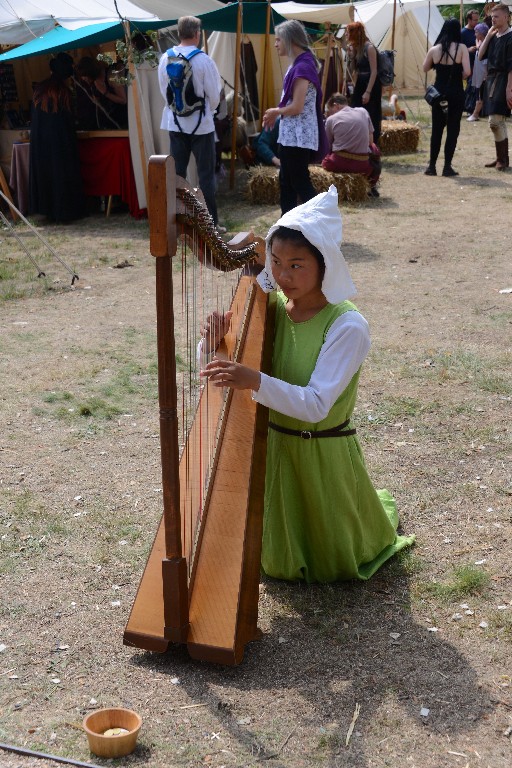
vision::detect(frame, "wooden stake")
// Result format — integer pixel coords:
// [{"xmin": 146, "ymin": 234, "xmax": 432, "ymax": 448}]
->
[
  {"xmin": 320, "ymin": 23, "xmax": 333, "ymax": 110},
  {"xmin": 230, "ymin": 1, "xmax": 243, "ymax": 189},
  {"xmin": 391, "ymin": 0, "xmax": 397, "ymax": 50},
  {"xmin": 123, "ymin": 21, "xmax": 149, "ymax": 213},
  {"xmin": 260, "ymin": 0, "xmax": 273, "ymax": 127}
]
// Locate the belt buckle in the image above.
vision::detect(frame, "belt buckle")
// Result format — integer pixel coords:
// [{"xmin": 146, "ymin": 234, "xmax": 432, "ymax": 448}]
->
[{"xmin": 301, "ymin": 430, "xmax": 312, "ymax": 440}]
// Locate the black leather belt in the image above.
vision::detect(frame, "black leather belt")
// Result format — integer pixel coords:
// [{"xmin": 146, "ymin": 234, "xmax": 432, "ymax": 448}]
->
[{"xmin": 268, "ymin": 418, "xmax": 356, "ymax": 440}]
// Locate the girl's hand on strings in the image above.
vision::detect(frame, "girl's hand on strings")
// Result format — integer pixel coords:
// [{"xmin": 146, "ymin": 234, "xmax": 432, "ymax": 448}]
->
[
  {"xmin": 200, "ymin": 358, "xmax": 261, "ymax": 392},
  {"xmin": 201, "ymin": 310, "xmax": 233, "ymax": 353}
]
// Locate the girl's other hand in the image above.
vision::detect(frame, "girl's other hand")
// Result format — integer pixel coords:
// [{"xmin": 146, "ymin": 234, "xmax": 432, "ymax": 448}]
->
[{"xmin": 201, "ymin": 310, "xmax": 233, "ymax": 353}]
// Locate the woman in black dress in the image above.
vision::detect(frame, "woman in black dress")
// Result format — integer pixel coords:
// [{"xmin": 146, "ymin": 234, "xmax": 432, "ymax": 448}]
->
[
  {"xmin": 345, "ymin": 21, "xmax": 382, "ymax": 145},
  {"xmin": 29, "ymin": 52, "xmax": 86, "ymax": 223},
  {"xmin": 423, "ymin": 19, "xmax": 471, "ymax": 176}
]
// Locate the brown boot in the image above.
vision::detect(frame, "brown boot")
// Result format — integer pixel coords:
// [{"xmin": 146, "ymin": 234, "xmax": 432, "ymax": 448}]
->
[
  {"xmin": 484, "ymin": 159, "xmax": 498, "ymax": 167},
  {"xmin": 485, "ymin": 143, "xmax": 498, "ymax": 167},
  {"xmin": 496, "ymin": 139, "xmax": 509, "ymax": 171}
]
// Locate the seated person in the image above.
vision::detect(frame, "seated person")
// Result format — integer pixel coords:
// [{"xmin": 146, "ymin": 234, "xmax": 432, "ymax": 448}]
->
[
  {"xmin": 322, "ymin": 93, "xmax": 381, "ymax": 196},
  {"xmin": 254, "ymin": 117, "xmax": 280, "ymax": 167},
  {"xmin": 75, "ymin": 57, "xmax": 128, "ymax": 130},
  {"xmin": 214, "ymin": 89, "xmax": 249, "ymax": 170}
]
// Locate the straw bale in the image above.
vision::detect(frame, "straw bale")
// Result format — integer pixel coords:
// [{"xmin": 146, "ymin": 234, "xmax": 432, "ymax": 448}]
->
[
  {"xmin": 380, "ymin": 121, "xmax": 420, "ymax": 155},
  {"xmin": 246, "ymin": 165, "xmax": 369, "ymax": 205}
]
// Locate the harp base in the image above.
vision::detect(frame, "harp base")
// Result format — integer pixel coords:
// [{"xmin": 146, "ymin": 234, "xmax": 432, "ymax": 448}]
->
[{"xmin": 162, "ymin": 557, "xmax": 189, "ymax": 643}]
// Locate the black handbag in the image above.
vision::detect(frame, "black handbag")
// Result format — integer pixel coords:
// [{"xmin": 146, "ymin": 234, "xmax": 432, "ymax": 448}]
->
[{"xmin": 424, "ymin": 84, "xmax": 442, "ymax": 106}]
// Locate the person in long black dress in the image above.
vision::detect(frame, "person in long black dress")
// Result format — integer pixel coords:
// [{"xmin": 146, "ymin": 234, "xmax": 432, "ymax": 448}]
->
[
  {"xmin": 29, "ymin": 53, "xmax": 86, "ymax": 223},
  {"xmin": 422, "ymin": 19, "xmax": 471, "ymax": 177},
  {"xmin": 345, "ymin": 21, "xmax": 382, "ymax": 146}
]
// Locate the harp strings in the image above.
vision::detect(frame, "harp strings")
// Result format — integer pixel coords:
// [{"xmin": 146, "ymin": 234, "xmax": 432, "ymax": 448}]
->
[{"xmin": 176, "ymin": 207, "xmax": 246, "ymax": 579}]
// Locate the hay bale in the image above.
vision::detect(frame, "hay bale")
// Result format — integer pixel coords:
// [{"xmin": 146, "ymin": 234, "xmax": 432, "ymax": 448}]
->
[
  {"xmin": 246, "ymin": 165, "xmax": 369, "ymax": 205},
  {"xmin": 380, "ymin": 120, "xmax": 420, "ymax": 155},
  {"xmin": 246, "ymin": 166, "xmax": 281, "ymax": 205},
  {"xmin": 309, "ymin": 166, "xmax": 369, "ymax": 202}
]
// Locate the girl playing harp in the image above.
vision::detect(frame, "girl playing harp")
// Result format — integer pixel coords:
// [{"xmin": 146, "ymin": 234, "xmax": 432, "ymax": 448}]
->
[{"xmin": 200, "ymin": 186, "xmax": 414, "ymax": 583}]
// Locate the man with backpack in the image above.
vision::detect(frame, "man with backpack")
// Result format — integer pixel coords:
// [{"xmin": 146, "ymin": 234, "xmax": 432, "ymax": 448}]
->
[{"xmin": 158, "ymin": 16, "xmax": 223, "ymax": 228}]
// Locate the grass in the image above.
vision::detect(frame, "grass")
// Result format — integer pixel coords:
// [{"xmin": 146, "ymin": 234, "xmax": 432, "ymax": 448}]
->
[
  {"xmin": 0, "ymin": 489, "xmax": 71, "ymax": 572},
  {"xmin": 37, "ymin": 356, "xmax": 159, "ymax": 424},
  {"xmin": 0, "ymin": 118, "xmax": 511, "ymax": 767},
  {"xmin": 492, "ymin": 612, "xmax": 512, "ymax": 643},
  {"xmin": 368, "ymin": 347, "xmax": 512, "ymax": 397},
  {"xmin": 422, "ymin": 564, "xmax": 490, "ymax": 600}
]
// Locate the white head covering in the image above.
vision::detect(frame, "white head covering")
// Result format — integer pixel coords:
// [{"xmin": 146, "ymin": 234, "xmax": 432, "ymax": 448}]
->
[{"xmin": 256, "ymin": 185, "xmax": 356, "ymax": 304}]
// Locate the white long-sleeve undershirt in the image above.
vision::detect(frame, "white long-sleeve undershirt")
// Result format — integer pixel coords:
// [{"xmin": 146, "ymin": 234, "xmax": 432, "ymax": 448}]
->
[{"xmin": 252, "ymin": 310, "xmax": 371, "ymax": 423}]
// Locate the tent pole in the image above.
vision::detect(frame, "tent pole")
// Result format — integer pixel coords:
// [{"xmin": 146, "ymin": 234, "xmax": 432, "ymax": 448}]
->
[
  {"xmin": 460, "ymin": 1, "xmax": 464, "ymax": 27},
  {"xmin": 123, "ymin": 21, "xmax": 149, "ymax": 213},
  {"xmin": 229, "ymin": 1, "xmax": 243, "ymax": 189},
  {"xmin": 320, "ymin": 23, "xmax": 333, "ymax": 110},
  {"xmin": 260, "ymin": 0, "xmax": 273, "ymax": 129},
  {"xmin": 0, "ymin": 166, "xmax": 18, "ymax": 221},
  {"xmin": 391, "ymin": 0, "xmax": 397, "ymax": 50}
]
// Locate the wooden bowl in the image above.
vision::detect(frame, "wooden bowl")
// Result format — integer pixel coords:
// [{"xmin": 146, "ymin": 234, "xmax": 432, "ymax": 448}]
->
[{"xmin": 83, "ymin": 707, "xmax": 142, "ymax": 758}]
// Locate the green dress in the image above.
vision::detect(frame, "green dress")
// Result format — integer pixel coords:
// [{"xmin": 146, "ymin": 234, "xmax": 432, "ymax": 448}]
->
[{"xmin": 261, "ymin": 294, "xmax": 415, "ymax": 583}]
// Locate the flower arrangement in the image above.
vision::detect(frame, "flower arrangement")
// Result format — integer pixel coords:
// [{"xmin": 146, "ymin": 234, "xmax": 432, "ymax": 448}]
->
[{"xmin": 97, "ymin": 30, "xmax": 159, "ymax": 86}]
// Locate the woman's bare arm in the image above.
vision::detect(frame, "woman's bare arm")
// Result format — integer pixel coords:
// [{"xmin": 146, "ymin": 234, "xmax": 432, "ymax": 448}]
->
[{"xmin": 423, "ymin": 46, "xmax": 436, "ymax": 73}]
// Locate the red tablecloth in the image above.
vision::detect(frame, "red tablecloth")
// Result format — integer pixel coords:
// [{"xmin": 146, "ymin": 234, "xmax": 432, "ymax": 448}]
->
[{"xmin": 78, "ymin": 137, "xmax": 147, "ymax": 219}]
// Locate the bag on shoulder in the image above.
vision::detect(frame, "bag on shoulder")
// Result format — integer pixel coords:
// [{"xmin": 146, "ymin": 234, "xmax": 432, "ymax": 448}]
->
[
  {"xmin": 377, "ymin": 49, "xmax": 395, "ymax": 86},
  {"xmin": 166, "ymin": 47, "xmax": 206, "ymax": 133}
]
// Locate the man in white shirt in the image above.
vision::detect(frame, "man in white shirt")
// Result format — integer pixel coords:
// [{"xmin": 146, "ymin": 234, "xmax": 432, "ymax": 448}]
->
[
  {"xmin": 321, "ymin": 93, "xmax": 381, "ymax": 196},
  {"xmin": 158, "ymin": 16, "xmax": 222, "ymax": 225}
]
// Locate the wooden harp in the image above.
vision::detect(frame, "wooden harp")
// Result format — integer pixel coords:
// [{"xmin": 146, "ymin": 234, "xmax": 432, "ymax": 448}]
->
[{"xmin": 123, "ymin": 155, "xmax": 273, "ymax": 665}]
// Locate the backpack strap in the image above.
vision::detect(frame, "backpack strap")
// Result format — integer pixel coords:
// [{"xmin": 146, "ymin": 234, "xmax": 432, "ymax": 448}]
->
[
  {"xmin": 166, "ymin": 47, "xmax": 204, "ymax": 61},
  {"xmin": 185, "ymin": 49, "xmax": 204, "ymax": 63}
]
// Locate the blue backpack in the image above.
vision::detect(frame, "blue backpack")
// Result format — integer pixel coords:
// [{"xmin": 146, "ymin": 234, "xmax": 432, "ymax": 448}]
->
[{"xmin": 165, "ymin": 47, "xmax": 206, "ymax": 133}]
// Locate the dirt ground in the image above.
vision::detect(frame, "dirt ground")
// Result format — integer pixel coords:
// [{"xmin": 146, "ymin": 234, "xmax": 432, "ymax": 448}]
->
[{"xmin": 1, "ymin": 105, "xmax": 511, "ymax": 768}]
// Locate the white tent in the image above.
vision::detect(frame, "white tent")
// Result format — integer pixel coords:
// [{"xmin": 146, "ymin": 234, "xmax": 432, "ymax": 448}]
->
[
  {"xmin": 378, "ymin": 5, "xmax": 443, "ymax": 89},
  {"xmin": 207, "ymin": 0, "xmax": 448, "ymax": 122},
  {"xmin": 0, "ymin": 0, "xmax": 158, "ymax": 44},
  {"xmin": 0, "ymin": 0, "xmax": 224, "ymax": 44},
  {"xmin": 271, "ymin": 1, "xmax": 462, "ymax": 91}
]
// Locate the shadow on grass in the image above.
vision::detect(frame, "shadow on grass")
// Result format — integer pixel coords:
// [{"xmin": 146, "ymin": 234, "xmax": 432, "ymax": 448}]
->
[
  {"xmin": 457, "ymin": 175, "xmax": 512, "ymax": 188},
  {"xmin": 129, "ymin": 561, "xmax": 489, "ymax": 768},
  {"xmin": 383, "ymin": 162, "xmax": 427, "ymax": 175},
  {"xmin": 383, "ymin": 164, "xmax": 511, "ymax": 188}
]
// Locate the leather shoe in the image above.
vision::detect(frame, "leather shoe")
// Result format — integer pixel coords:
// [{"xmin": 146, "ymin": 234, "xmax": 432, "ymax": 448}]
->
[
  {"xmin": 442, "ymin": 166, "xmax": 459, "ymax": 177},
  {"xmin": 424, "ymin": 166, "xmax": 437, "ymax": 176}
]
